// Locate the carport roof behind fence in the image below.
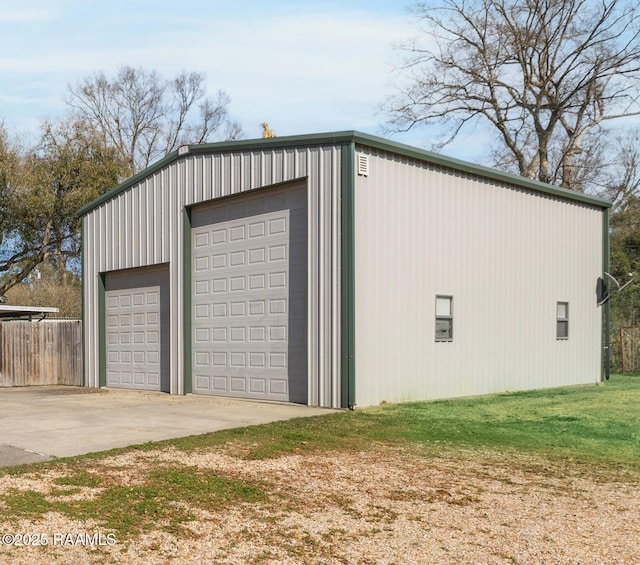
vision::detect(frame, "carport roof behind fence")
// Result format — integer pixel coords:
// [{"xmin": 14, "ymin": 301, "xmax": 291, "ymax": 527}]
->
[{"xmin": 0, "ymin": 305, "xmax": 60, "ymax": 320}]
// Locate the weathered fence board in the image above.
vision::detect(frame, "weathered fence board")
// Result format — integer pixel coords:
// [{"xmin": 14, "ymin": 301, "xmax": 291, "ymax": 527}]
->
[{"xmin": 0, "ymin": 320, "xmax": 82, "ymax": 387}]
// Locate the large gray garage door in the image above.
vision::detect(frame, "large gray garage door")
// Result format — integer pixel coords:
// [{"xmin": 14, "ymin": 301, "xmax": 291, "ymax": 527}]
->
[
  {"xmin": 191, "ymin": 183, "xmax": 308, "ymax": 402},
  {"xmin": 104, "ymin": 265, "xmax": 170, "ymax": 392}
]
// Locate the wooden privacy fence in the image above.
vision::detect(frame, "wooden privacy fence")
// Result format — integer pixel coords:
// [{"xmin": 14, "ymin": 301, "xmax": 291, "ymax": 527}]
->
[{"xmin": 0, "ymin": 320, "xmax": 83, "ymax": 387}]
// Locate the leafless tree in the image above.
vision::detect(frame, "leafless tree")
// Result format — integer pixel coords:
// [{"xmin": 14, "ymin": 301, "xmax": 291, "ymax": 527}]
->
[
  {"xmin": 387, "ymin": 0, "xmax": 640, "ymax": 191},
  {"xmin": 601, "ymin": 130, "xmax": 640, "ymax": 210},
  {"xmin": 67, "ymin": 67, "xmax": 242, "ymax": 175}
]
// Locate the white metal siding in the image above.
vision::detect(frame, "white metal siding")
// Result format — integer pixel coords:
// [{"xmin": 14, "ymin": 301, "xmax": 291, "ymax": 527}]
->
[
  {"xmin": 82, "ymin": 146, "xmax": 342, "ymax": 408},
  {"xmin": 354, "ymin": 149, "xmax": 603, "ymax": 407}
]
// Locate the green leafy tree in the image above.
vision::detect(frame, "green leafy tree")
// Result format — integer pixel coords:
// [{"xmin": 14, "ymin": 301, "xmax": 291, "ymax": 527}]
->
[
  {"xmin": 0, "ymin": 120, "xmax": 126, "ymax": 297},
  {"xmin": 0, "ymin": 125, "xmax": 19, "ymax": 257}
]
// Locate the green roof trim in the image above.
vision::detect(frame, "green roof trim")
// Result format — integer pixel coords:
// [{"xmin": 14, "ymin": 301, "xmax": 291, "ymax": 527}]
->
[{"xmin": 78, "ymin": 130, "xmax": 611, "ymax": 217}]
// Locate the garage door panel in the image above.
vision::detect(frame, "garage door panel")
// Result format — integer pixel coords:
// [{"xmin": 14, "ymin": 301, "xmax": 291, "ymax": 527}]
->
[
  {"xmin": 106, "ymin": 285, "xmax": 161, "ymax": 391},
  {"xmin": 191, "ymin": 184, "xmax": 307, "ymax": 402},
  {"xmin": 212, "ymin": 376, "xmax": 228, "ymax": 391},
  {"xmin": 250, "ymin": 378, "xmax": 266, "ymax": 393}
]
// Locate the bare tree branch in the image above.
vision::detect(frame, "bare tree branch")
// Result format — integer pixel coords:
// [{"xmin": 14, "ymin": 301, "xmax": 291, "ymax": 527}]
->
[
  {"xmin": 386, "ymin": 0, "xmax": 640, "ymax": 191},
  {"xmin": 67, "ymin": 66, "xmax": 243, "ymax": 174}
]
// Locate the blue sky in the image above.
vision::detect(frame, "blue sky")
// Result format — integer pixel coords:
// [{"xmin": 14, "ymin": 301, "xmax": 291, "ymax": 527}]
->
[{"xmin": 0, "ymin": 0, "xmax": 485, "ymax": 160}]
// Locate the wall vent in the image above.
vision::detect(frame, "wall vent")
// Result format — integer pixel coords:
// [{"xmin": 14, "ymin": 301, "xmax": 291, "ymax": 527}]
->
[{"xmin": 357, "ymin": 154, "xmax": 369, "ymax": 177}]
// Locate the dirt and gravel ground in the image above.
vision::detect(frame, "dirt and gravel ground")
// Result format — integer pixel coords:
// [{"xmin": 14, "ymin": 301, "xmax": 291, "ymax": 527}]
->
[{"xmin": 1, "ymin": 445, "xmax": 639, "ymax": 564}]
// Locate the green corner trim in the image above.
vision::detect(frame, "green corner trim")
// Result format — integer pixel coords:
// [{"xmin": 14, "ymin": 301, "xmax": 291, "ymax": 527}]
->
[
  {"xmin": 183, "ymin": 207, "xmax": 193, "ymax": 394},
  {"xmin": 98, "ymin": 273, "xmax": 106, "ymax": 388},
  {"xmin": 341, "ymin": 143, "xmax": 356, "ymax": 408},
  {"xmin": 602, "ymin": 208, "xmax": 610, "ymax": 381},
  {"xmin": 80, "ymin": 221, "xmax": 86, "ymax": 387}
]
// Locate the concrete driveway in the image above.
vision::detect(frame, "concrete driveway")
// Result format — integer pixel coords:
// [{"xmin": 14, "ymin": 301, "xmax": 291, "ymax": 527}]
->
[{"xmin": 0, "ymin": 386, "xmax": 335, "ymax": 467}]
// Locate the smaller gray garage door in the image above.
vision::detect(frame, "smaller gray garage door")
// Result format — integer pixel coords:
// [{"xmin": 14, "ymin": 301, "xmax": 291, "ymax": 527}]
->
[
  {"xmin": 191, "ymin": 182, "xmax": 308, "ymax": 403},
  {"xmin": 104, "ymin": 265, "xmax": 170, "ymax": 392},
  {"xmin": 106, "ymin": 286, "xmax": 161, "ymax": 390}
]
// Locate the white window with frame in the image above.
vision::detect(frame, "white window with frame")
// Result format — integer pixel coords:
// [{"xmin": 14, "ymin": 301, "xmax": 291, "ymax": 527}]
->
[
  {"xmin": 557, "ymin": 302, "xmax": 569, "ymax": 340},
  {"xmin": 435, "ymin": 295, "xmax": 453, "ymax": 342}
]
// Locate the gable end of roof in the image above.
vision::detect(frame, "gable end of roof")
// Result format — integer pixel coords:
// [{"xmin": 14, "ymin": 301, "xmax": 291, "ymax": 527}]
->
[{"xmin": 78, "ymin": 130, "xmax": 610, "ymax": 217}]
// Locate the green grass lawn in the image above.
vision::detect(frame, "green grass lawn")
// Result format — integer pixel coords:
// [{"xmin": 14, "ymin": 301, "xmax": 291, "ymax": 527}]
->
[{"xmin": 153, "ymin": 373, "xmax": 640, "ymax": 469}]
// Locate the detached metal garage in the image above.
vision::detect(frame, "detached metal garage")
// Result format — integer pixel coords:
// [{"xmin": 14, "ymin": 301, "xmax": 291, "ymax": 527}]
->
[{"xmin": 80, "ymin": 131, "xmax": 610, "ymax": 408}]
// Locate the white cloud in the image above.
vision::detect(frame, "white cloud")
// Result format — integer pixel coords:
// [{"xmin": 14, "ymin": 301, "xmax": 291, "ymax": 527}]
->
[{"xmin": 0, "ymin": 2, "xmax": 415, "ymax": 140}]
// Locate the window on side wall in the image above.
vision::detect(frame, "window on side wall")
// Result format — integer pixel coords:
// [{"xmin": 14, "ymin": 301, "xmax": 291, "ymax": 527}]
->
[
  {"xmin": 557, "ymin": 302, "xmax": 569, "ymax": 340},
  {"xmin": 435, "ymin": 295, "xmax": 453, "ymax": 342}
]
